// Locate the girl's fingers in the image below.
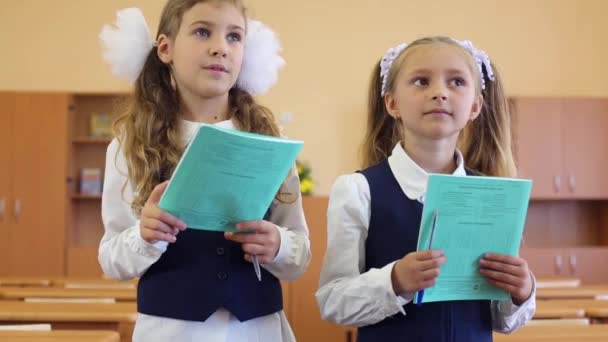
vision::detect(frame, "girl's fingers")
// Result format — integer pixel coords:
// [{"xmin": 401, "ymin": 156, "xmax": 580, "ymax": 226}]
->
[
  {"xmin": 484, "ymin": 278, "xmax": 519, "ymax": 294},
  {"xmin": 241, "ymin": 243, "xmax": 267, "ymax": 256},
  {"xmin": 479, "ymin": 268, "xmax": 525, "ymax": 288},
  {"xmin": 419, "ymin": 268, "xmax": 441, "ymax": 280},
  {"xmin": 142, "ymin": 218, "xmax": 175, "ymax": 235},
  {"xmin": 153, "ymin": 207, "xmax": 187, "ymax": 230},
  {"xmin": 235, "ymin": 220, "xmax": 276, "ymax": 234},
  {"xmin": 224, "ymin": 231, "xmax": 266, "ymax": 245},
  {"xmin": 479, "ymin": 259, "xmax": 526, "ymax": 278},
  {"xmin": 417, "ymin": 256, "xmax": 447, "ymax": 271},
  {"xmin": 483, "ymin": 253, "xmax": 524, "ymax": 267},
  {"xmin": 142, "ymin": 228, "xmax": 177, "ymax": 243}
]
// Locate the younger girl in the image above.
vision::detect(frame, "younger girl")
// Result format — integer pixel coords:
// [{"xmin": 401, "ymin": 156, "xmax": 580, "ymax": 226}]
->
[
  {"xmin": 98, "ymin": 1, "xmax": 310, "ymax": 341},
  {"xmin": 316, "ymin": 37, "xmax": 535, "ymax": 341}
]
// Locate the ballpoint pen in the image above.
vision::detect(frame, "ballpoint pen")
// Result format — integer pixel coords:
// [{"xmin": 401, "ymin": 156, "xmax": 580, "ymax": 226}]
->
[
  {"xmin": 416, "ymin": 209, "xmax": 438, "ymax": 306},
  {"xmin": 252, "ymin": 254, "xmax": 262, "ymax": 281},
  {"xmin": 236, "ymin": 229, "xmax": 262, "ymax": 281}
]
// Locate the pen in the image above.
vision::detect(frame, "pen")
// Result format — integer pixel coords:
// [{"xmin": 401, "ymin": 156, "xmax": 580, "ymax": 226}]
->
[
  {"xmin": 252, "ymin": 254, "xmax": 262, "ymax": 281},
  {"xmin": 235, "ymin": 228, "xmax": 262, "ymax": 281},
  {"xmin": 417, "ymin": 209, "xmax": 438, "ymax": 306}
]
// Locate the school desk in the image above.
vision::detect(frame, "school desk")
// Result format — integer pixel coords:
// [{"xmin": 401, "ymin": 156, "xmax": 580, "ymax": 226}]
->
[
  {"xmin": 537, "ymin": 285, "xmax": 608, "ymax": 299},
  {"xmin": 0, "ymin": 287, "xmax": 136, "ymax": 302},
  {"xmin": 0, "ymin": 302, "xmax": 136, "ymax": 342},
  {"xmin": 493, "ymin": 324, "xmax": 608, "ymax": 342},
  {"xmin": 0, "ymin": 277, "xmax": 52, "ymax": 287},
  {"xmin": 0, "ymin": 329, "xmax": 119, "ymax": 342}
]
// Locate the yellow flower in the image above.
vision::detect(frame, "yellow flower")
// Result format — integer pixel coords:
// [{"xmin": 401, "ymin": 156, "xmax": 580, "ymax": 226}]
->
[
  {"xmin": 300, "ymin": 178, "xmax": 313, "ymax": 194},
  {"xmin": 297, "ymin": 165, "xmax": 304, "ymax": 175}
]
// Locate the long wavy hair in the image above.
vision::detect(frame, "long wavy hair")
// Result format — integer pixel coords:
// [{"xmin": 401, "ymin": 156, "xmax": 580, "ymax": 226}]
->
[
  {"xmin": 113, "ymin": 0, "xmax": 282, "ymax": 213},
  {"xmin": 361, "ymin": 36, "xmax": 517, "ymax": 177}
]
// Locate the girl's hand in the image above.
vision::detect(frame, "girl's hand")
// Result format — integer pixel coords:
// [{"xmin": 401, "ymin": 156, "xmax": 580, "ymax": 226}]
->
[
  {"xmin": 224, "ymin": 220, "xmax": 281, "ymax": 264},
  {"xmin": 139, "ymin": 181, "xmax": 187, "ymax": 244},
  {"xmin": 391, "ymin": 250, "xmax": 446, "ymax": 295},
  {"xmin": 479, "ymin": 253, "xmax": 533, "ymax": 305}
]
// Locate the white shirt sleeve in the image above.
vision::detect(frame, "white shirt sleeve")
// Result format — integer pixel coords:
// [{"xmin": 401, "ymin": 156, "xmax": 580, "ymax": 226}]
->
[
  {"xmin": 98, "ymin": 139, "xmax": 167, "ymax": 281},
  {"xmin": 316, "ymin": 174, "xmax": 409, "ymax": 327},
  {"xmin": 491, "ymin": 273, "xmax": 537, "ymax": 333},
  {"xmin": 262, "ymin": 166, "xmax": 312, "ymax": 281}
]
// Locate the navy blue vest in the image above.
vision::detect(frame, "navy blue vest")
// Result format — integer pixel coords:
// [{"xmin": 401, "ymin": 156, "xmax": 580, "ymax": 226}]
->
[
  {"xmin": 357, "ymin": 161, "xmax": 492, "ymax": 342},
  {"xmin": 137, "ymin": 211, "xmax": 283, "ymax": 322}
]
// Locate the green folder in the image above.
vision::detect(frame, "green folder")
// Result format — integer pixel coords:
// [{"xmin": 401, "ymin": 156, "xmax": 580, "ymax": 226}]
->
[
  {"xmin": 158, "ymin": 124, "xmax": 303, "ymax": 232},
  {"xmin": 414, "ymin": 174, "xmax": 532, "ymax": 304}
]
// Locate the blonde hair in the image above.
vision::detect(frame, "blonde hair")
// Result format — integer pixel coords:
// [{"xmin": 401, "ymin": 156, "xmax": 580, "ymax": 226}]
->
[
  {"xmin": 361, "ymin": 36, "xmax": 517, "ymax": 177},
  {"xmin": 113, "ymin": 0, "xmax": 282, "ymax": 213}
]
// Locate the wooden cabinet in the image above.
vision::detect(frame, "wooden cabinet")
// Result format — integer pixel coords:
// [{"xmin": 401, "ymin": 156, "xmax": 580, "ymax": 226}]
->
[
  {"xmin": 0, "ymin": 92, "xmax": 69, "ymax": 277},
  {"xmin": 0, "ymin": 92, "xmax": 13, "ymax": 275},
  {"xmin": 521, "ymin": 247, "xmax": 608, "ymax": 284},
  {"xmin": 560, "ymin": 99, "xmax": 608, "ymax": 198},
  {"xmin": 0, "ymin": 92, "xmax": 122, "ymax": 278},
  {"xmin": 512, "ymin": 97, "xmax": 608, "ymax": 199},
  {"xmin": 288, "ymin": 196, "xmax": 356, "ymax": 342},
  {"xmin": 65, "ymin": 94, "xmax": 122, "ymax": 277}
]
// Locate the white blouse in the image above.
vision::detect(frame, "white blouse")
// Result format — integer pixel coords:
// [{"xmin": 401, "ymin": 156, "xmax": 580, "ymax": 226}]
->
[
  {"xmin": 316, "ymin": 143, "xmax": 536, "ymax": 333},
  {"xmin": 99, "ymin": 119, "xmax": 311, "ymax": 342}
]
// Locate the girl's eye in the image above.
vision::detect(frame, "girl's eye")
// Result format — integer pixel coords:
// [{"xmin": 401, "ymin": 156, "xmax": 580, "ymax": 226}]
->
[
  {"xmin": 227, "ymin": 32, "xmax": 242, "ymax": 42},
  {"xmin": 413, "ymin": 78, "xmax": 429, "ymax": 86},
  {"xmin": 451, "ymin": 78, "xmax": 466, "ymax": 86},
  {"xmin": 193, "ymin": 28, "xmax": 210, "ymax": 38}
]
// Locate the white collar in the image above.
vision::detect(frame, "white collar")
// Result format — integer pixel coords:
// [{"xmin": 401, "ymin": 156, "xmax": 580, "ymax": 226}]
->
[
  {"xmin": 178, "ymin": 118, "xmax": 235, "ymax": 145},
  {"xmin": 387, "ymin": 142, "xmax": 467, "ymax": 201}
]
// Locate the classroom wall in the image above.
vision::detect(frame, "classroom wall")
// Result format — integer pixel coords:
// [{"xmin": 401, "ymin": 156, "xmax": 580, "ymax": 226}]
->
[{"xmin": 1, "ymin": 0, "xmax": 607, "ymax": 194}]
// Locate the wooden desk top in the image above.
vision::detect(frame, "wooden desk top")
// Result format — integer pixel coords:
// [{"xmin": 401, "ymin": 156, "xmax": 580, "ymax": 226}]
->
[
  {"xmin": 0, "ymin": 302, "xmax": 137, "ymax": 323},
  {"xmin": 0, "ymin": 278, "xmax": 51, "ymax": 287},
  {"xmin": 0, "ymin": 287, "xmax": 136, "ymax": 301},
  {"xmin": 51, "ymin": 278, "xmax": 137, "ymax": 289},
  {"xmin": 536, "ymin": 278, "xmax": 581, "ymax": 288},
  {"xmin": 0, "ymin": 277, "xmax": 137, "ymax": 289},
  {"xmin": 493, "ymin": 324, "xmax": 608, "ymax": 341},
  {"xmin": 586, "ymin": 307, "xmax": 608, "ymax": 318},
  {"xmin": 537, "ymin": 299, "xmax": 608, "ymax": 318},
  {"xmin": 534, "ymin": 304, "xmax": 585, "ymax": 319},
  {"xmin": 0, "ymin": 330, "xmax": 119, "ymax": 342},
  {"xmin": 537, "ymin": 286, "xmax": 608, "ymax": 299}
]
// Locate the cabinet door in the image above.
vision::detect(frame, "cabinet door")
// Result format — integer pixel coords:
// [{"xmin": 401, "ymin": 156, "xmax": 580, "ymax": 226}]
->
[
  {"xmin": 520, "ymin": 248, "xmax": 564, "ymax": 278},
  {"xmin": 8, "ymin": 93, "xmax": 69, "ymax": 276},
  {"xmin": 561, "ymin": 99, "xmax": 608, "ymax": 199},
  {"xmin": 512, "ymin": 98, "xmax": 563, "ymax": 199},
  {"xmin": 564, "ymin": 247, "xmax": 608, "ymax": 284},
  {"xmin": 291, "ymin": 196, "xmax": 354, "ymax": 342},
  {"xmin": 0, "ymin": 92, "xmax": 15, "ymax": 276}
]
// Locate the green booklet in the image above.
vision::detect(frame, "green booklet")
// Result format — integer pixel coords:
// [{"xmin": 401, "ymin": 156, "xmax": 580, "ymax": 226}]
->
[
  {"xmin": 414, "ymin": 174, "xmax": 532, "ymax": 304},
  {"xmin": 158, "ymin": 125, "xmax": 303, "ymax": 232}
]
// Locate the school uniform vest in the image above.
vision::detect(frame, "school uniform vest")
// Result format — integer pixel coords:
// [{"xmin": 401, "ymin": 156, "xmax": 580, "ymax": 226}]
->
[
  {"xmin": 357, "ymin": 160, "xmax": 492, "ymax": 342},
  {"xmin": 137, "ymin": 210, "xmax": 283, "ymax": 322}
]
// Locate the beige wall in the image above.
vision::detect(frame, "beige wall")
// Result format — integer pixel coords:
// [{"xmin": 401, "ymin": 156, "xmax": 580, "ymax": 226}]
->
[{"xmin": 1, "ymin": 0, "xmax": 607, "ymax": 194}]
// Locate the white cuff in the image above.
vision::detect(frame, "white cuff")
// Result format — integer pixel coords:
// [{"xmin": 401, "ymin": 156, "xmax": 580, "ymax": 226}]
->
[
  {"xmin": 271, "ymin": 225, "xmax": 293, "ymax": 265},
  {"xmin": 379, "ymin": 261, "xmax": 407, "ymax": 316},
  {"xmin": 126, "ymin": 222, "xmax": 167, "ymax": 256}
]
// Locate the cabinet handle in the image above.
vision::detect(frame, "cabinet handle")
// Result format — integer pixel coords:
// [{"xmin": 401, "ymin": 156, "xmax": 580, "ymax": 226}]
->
[
  {"xmin": 569, "ymin": 255, "xmax": 577, "ymax": 275},
  {"xmin": 0, "ymin": 198, "xmax": 5, "ymax": 223},
  {"xmin": 553, "ymin": 175, "xmax": 561, "ymax": 193},
  {"xmin": 554, "ymin": 255, "xmax": 563, "ymax": 274},
  {"xmin": 568, "ymin": 175, "xmax": 576, "ymax": 193},
  {"xmin": 14, "ymin": 198, "xmax": 21, "ymax": 224}
]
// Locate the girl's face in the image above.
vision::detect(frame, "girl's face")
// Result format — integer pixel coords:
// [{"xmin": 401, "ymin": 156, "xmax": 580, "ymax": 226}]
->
[
  {"xmin": 385, "ymin": 43, "xmax": 482, "ymax": 146},
  {"xmin": 158, "ymin": 1, "xmax": 245, "ymax": 100}
]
